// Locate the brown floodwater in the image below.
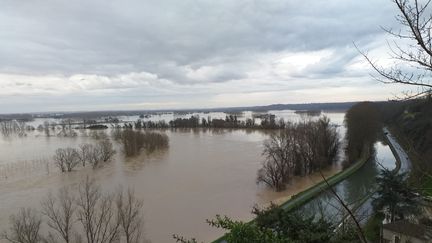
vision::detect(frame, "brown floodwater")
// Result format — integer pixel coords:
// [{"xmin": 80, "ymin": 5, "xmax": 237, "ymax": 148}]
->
[{"xmin": 0, "ymin": 112, "xmax": 345, "ymax": 243}]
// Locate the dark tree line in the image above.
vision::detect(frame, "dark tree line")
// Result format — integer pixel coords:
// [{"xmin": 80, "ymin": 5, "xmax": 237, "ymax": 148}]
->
[
  {"xmin": 131, "ymin": 120, "xmax": 169, "ymax": 129},
  {"xmin": 344, "ymin": 102, "xmax": 381, "ymax": 165},
  {"xmin": 257, "ymin": 117, "xmax": 340, "ymax": 191},
  {"xmin": 131, "ymin": 114, "xmax": 288, "ymax": 130}
]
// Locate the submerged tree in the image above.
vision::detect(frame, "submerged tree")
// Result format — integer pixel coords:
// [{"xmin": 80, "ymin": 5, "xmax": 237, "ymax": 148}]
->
[
  {"xmin": 41, "ymin": 188, "xmax": 75, "ymax": 243},
  {"xmin": 53, "ymin": 148, "xmax": 80, "ymax": 172},
  {"xmin": 96, "ymin": 139, "xmax": 116, "ymax": 163},
  {"xmin": 116, "ymin": 189, "xmax": 144, "ymax": 243},
  {"xmin": 257, "ymin": 117, "xmax": 340, "ymax": 191},
  {"xmin": 76, "ymin": 178, "xmax": 120, "ymax": 243},
  {"xmin": 2, "ymin": 208, "xmax": 43, "ymax": 243},
  {"xmin": 119, "ymin": 130, "xmax": 168, "ymax": 157},
  {"xmin": 2, "ymin": 179, "xmax": 146, "ymax": 243},
  {"xmin": 257, "ymin": 130, "xmax": 295, "ymax": 191}
]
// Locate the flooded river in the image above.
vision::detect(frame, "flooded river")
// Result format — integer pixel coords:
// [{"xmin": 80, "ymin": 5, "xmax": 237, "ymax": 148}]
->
[{"xmin": 0, "ymin": 111, "xmax": 345, "ymax": 242}]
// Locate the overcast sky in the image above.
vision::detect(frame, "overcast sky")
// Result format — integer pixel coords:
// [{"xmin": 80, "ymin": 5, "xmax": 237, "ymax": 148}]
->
[{"xmin": 0, "ymin": 0, "xmax": 412, "ymax": 113}]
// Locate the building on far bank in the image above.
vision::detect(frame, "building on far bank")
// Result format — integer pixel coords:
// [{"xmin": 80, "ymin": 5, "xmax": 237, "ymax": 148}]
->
[{"xmin": 381, "ymin": 220, "xmax": 432, "ymax": 243}]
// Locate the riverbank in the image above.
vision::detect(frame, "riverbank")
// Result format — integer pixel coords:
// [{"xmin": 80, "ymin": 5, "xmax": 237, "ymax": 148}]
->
[
  {"xmin": 213, "ymin": 146, "xmax": 372, "ymax": 243},
  {"xmin": 279, "ymin": 146, "xmax": 371, "ymax": 211}
]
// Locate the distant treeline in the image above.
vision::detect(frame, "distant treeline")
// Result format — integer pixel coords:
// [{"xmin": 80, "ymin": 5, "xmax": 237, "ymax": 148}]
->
[
  {"xmin": 124, "ymin": 114, "xmax": 289, "ymax": 129},
  {"xmin": 0, "ymin": 101, "xmax": 357, "ymax": 120}
]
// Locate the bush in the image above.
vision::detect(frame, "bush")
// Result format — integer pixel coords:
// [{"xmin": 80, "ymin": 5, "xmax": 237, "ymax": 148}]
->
[{"xmin": 119, "ymin": 130, "xmax": 169, "ymax": 157}]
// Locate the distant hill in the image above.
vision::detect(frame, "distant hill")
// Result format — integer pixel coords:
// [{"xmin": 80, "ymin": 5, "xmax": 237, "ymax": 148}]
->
[
  {"xmin": 0, "ymin": 101, "xmax": 359, "ymax": 120},
  {"xmin": 225, "ymin": 102, "xmax": 358, "ymax": 112}
]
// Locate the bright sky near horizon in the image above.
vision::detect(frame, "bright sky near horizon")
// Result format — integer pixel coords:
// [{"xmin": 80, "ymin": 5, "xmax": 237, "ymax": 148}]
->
[{"xmin": 0, "ymin": 0, "xmax": 413, "ymax": 113}]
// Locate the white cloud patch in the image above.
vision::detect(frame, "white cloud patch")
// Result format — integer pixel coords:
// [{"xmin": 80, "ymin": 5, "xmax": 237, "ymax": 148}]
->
[{"xmin": 0, "ymin": 0, "xmax": 411, "ymax": 113}]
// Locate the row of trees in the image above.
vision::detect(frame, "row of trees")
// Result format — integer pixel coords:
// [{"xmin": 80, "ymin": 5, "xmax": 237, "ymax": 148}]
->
[
  {"xmin": 344, "ymin": 102, "xmax": 381, "ymax": 165},
  {"xmin": 53, "ymin": 139, "xmax": 116, "ymax": 172},
  {"xmin": 131, "ymin": 115, "xmax": 290, "ymax": 130},
  {"xmin": 0, "ymin": 120, "xmax": 29, "ymax": 137},
  {"xmin": 257, "ymin": 117, "xmax": 340, "ymax": 191},
  {"xmin": 2, "ymin": 179, "xmax": 146, "ymax": 243}
]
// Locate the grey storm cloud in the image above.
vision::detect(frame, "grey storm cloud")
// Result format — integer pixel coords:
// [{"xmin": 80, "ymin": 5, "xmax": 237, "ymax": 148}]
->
[
  {"xmin": 0, "ymin": 0, "xmax": 407, "ymax": 112},
  {"xmin": 1, "ymin": 0, "xmax": 396, "ymax": 77}
]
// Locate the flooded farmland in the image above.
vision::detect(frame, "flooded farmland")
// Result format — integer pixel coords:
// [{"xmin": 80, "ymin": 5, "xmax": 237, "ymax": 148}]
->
[{"xmin": 0, "ymin": 111, "xmax": 345, "ymax": 242}]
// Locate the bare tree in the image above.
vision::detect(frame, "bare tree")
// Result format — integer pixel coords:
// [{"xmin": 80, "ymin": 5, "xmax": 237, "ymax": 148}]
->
[
  {"xmin": 76, "ymin": 178, "xmax": 120, "ymax": 243},
  {"xmin": 96, "ymin": 139, "xmax": 116, "ymax": 163},
  {"xmin": 257, "ymin": 130, "xmax": 295, "ymax": 191},
  {"xmin": 360, "ymin": 0, "xmax": 432, "ymax": 99},
  {"xmin": 78, "ymin": 144, "xmax": 94, "ymax": 167},
  {"xmin": 41, "ymin": 187, "xmax": 75, "ymax": 243},
  {"xmin": 79, "ymin": 140, "xmax": 116, "ymax": 169},
  {"xmin": 4, "ymin": 180, "xmax": 146, "ymax": 243},
  {"xmin": 2, "ymin": 208, "xmax": 43, "ymax": 243},
  {"xmin": 257, "ymin": 118, "xmax": 340, "ymax": 191},
  {"xmin": 116, "ymin": 189, "xmax": 145, "ymax": 243},
  {"xmin": 53, "ymin": 148, "xmax": 80, "ymax": 172}
]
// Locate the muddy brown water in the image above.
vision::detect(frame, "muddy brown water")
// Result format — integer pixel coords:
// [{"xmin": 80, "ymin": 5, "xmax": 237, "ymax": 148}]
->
[{"xmin": 0, "ymin": 112, "xmax": 345, "ymax": 242}]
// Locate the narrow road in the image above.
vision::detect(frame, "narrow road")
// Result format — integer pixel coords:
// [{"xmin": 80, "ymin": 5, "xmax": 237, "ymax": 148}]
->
[{"xmin": 383, "ymin": 127, "xmax": 412, "ymax": 173}]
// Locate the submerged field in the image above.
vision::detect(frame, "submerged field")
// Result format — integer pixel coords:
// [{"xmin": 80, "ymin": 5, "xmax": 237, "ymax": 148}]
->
[{"xmin": 0, "ymin": 111, "xmax": 347, "ymax": 242}]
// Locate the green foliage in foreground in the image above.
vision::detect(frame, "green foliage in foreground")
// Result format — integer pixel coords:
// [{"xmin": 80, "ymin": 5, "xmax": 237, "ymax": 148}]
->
[
  {"xmin": 174, "ymin": 204, "xmax": 360, "ymax": 243},
  {"xmin": 363, "ymin": 212, "xmax": 385, "ymax": 242},
  {"xmin": 253, "ymin": 204, "xmax": 335, "ymax": 243},
  {"xmin": 421, "ymin": 175, "xmax": 432, "ymax": 197},
  {"xmin": 372, "ymin": 169, "xmax": 421, "ymax": 222}
]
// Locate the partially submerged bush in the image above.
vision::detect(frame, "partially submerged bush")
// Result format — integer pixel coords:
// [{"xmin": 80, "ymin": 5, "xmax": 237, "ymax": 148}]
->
[{"xmin": 119, "ymin": 130, "xmax": 169, "ymax": 157}]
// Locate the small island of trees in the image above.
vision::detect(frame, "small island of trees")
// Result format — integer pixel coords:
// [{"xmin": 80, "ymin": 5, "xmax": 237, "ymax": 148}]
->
[{"xmin": 256, "ymin": 116, "xmax": 340, "ymax": 191}]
